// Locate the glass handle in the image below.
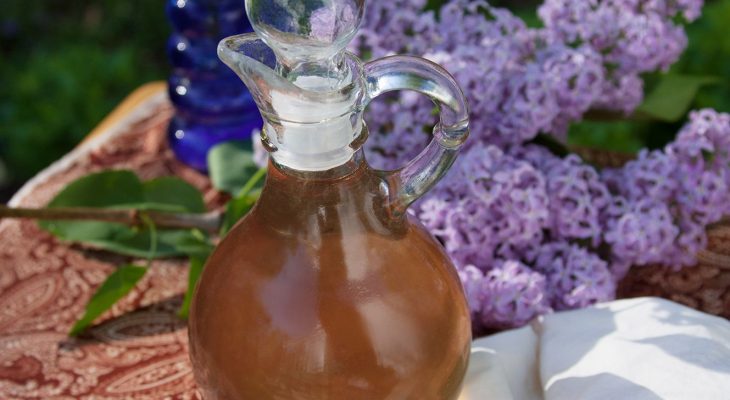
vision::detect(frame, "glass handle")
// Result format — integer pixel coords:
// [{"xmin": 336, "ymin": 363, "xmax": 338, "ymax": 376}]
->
[{"xmin": 363, "ymin": 55, "xmax": 470, "ymax": 215}]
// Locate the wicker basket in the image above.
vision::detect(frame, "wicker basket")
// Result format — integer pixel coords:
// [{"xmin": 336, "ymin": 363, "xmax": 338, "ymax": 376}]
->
[
  {"xmin": 575, "ymin": 147, "xmax": 730, "ymax": 319},
  {"xmin": 617, "ymin": 224, "xmax": 730, "ymax": 318}
]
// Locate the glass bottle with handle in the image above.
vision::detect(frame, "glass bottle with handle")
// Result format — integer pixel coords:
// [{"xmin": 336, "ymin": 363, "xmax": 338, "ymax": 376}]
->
[{"xmin": 188, "ymin": 0, "xmax": 472, "ymax": 398}]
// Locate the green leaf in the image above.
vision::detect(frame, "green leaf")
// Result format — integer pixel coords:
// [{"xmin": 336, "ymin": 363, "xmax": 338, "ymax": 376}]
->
[
  {"xmin": 207, "ymin": 140, "xmax": 259, "ymax": 195},
  {"xmin": 178, "ymin": 256, "xmax": 208, "ymax": 319},
  {"xmin": 637, "ymin": 75, "xmax": 719, "ymax": 122},
  {"xmin": 221, "ymin": 190, "xmax": 260, "ymax": 236},
  {"xmin": 39, "ymin": 171, "xmax": 144, "ymax": 246},
  {"xmin": 42, "ymin": 220, "xmax": 134, "ymax": 246},
  {"xmin": 173, "ymin": 230, "xmax": 213, "ymax": 319},
  {"xmin": 142, "ymin": 177, "xmax": 206, "ymax": 213},
  {"xmin": 567, "ymin": 120, "xmax": 645, "ymax": 154},
  {"xmin": 69, "ymin": 264, "xmax": 147, "ymax": 336},
  {"xmin": 219, "ymin": 166, "xmax": 267, "ymax": 236},
  {"xmin": 45, "ymin": 170, "xmax": 145, "ymax": 208},
  {"xmin": 173, "ymin": 229, "xmax": 214, "ymax": 259},
  {"xmin": 39, "ymin": 170, "xmax": 207, "ymax": 259},
  {"xmin": 139, "ymin": 214, "xmax": 157, "ymax": 265},
  {"xmin": 57, "ymin": 229, "xmax": 192, "ymax": 258}
]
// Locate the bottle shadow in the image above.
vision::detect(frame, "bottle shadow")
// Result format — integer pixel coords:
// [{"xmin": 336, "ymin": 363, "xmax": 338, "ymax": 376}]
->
[{"xmin": 61, "ymin": 294, "xmax": 186, "ymax": 350}]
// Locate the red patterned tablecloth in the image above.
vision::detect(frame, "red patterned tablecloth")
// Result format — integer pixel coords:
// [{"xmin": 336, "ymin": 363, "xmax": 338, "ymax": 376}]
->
[{"xmin": 0, "ymin": 87, "xmax": 216, "ymax": 399}]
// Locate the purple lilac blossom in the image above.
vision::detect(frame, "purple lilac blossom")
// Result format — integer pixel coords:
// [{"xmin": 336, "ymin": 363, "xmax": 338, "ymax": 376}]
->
[
  {"xmin": 601, "ymin": 109, "xmax": 730, "ymax": 269},
  {"xmin": 536, "ymin": 44, "xmax": 605, "ymax": 136},
  {"xmin": 418, "ymin": 143, "xmax": 550, "ymax": 269},
  {"xmin": 593, "ymin": 74, "xmax": 645, "ymax": 114},
  {"xmin": 539, "ymin": 0, "xmax": 703, "ymax": 112},
  {"xmin": 534, "ymin": 242, "xmax": 615, "ymax": 310},
  {"xmin": 538, "ymin": 0, "xmax": 702, "ymax": 73},
  {"xmin": 458, "ymin": 265, "xmax": 486, "ymax": 317},
  {"xmin": 352, "ymin": 0, "xmax": 433, "ymax": 57},
  {"xmin": 603, "ymin": 198, "xmax": 680, "ymax": 266},
  {"xmin": 361, "ymin": 93, "xmax": 435, "ymax": 170},
  {"xmin": 448, "ymin": 108, "xmax": 727, "ymax": 330},
  {"xmin": 672, "ymin": 109, "xmax": 730, "ymax": 191},
  {"xmin": 354, "ymin": 0, "xmax": 700, "ymax": 166},
  {"xmin": 614, "ymin": 150, "xmax": 678, "ymax": 202},
  {"xmin": 542, "ymin": 154, "xmax": 611, "ymax": 244},
  {"xmin": 477, "ymin": 260, "xmax": 551, "ymax": 329}
]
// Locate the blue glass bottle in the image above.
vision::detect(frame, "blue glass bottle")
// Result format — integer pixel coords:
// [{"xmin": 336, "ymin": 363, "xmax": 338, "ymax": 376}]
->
[{"xmin": 166, "ymin": 0, "xmax": 262, "ymax": 171}]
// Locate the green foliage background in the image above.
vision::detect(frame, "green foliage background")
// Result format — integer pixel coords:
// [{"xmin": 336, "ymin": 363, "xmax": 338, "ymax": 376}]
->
[
  {"xmin": 1, "ymin": 0, "xmax": 730, "ymax": 200},
  {"xmin": 0, "ymin": 1, "xmax": 169, "ymax": 200}
]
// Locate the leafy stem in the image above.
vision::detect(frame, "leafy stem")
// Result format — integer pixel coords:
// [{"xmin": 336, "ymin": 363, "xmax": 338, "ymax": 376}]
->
[
  {"xmin": 140, "ymin": 214, "xmax": 158, "ymax": 267},
  {"xmin": 237, "ymin": 166, "xmax": 267, "ymax": 198},
  {"xmin": 0, "ymin": 204, "xmax": 223, "ymax": 233}
]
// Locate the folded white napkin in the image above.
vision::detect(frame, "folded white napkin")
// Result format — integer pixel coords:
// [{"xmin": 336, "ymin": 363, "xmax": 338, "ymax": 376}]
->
[{"xmin": 460, "ymin": 297, "xmax": 730, "ymax": 400}]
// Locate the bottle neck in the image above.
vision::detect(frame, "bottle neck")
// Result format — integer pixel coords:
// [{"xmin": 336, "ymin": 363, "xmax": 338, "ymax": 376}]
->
[
  {"xmin": 255, "ymin": 147, "xmax": 404, "ymax": 238},
  {"xmin": 256, "ymin": 148, "xmax": 370, "ymax": 228},
  {"xmin": 267, "ymin": 147, "xmax": 367, "ymax": 182},
  {"xmin": 262, "ymin": 120, "xmax": 367, "ymax": 172},
  {"xmin": 250, "ymin": 50, "xmax": 367, "ymax": 172}
]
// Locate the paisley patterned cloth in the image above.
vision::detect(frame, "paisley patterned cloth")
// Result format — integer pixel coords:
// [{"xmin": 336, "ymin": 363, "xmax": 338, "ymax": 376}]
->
[{"xmin": 0, "ymin": 93, "xmax": 217, "ymax": 399}]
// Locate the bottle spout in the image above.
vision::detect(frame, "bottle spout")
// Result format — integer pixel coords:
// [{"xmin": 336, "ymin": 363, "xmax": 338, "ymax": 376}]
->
[
  {"xmin": 217, "ymin": 0, "xmax": 368, "ymax": 172},
  {"xmin": 218, "ymin": 33, "xmax": 366, "ymax": 127},
  {"xmin": 217, "ymin": 34, "xmax": 295, "ymax": 121},
  {"xmin": 217, "ymin": 34, "xmax": 367, "ymax": 171}
]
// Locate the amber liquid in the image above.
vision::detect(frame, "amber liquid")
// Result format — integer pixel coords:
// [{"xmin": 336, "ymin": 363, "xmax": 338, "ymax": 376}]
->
[{"xmin": 189, "ymin": 155, "xmax": 471, "ymax": 399}]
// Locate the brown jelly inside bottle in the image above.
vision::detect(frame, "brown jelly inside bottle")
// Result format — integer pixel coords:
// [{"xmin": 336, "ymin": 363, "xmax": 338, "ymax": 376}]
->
[{"xmin": 189, "ymin": 154, "xmax": 472, "ymax": 399}]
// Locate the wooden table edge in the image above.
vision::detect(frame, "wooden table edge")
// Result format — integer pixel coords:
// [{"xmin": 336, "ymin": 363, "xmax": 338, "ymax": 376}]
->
[{"xmin": 83, "ymin": 81, "xmax": 168, "ymax": 144}]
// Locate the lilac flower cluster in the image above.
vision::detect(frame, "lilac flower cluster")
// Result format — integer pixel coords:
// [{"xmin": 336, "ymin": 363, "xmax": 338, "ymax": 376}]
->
[
  {"xmin": 539, "ymin": 0, "xmax": 703, "ymax": 113},
  {"xmin": 533, "ymin": 242, "xmax": 615, "ymax": 310},
  {"xmin": 603, "ymin": 110, "xmax": 730, "ymax": 268},
  {"xmin": 439, "ymin": 108, "xmax": 729, "ymax": 333},
  {"xmin": 354, "ymin": 0, "xmax": 702, "ymax": 167},
  {"xmin": 360, "ymin": 93, "xmax": 435, "ymax": 171},
  {"xmin": 459, "ymin": 261, "xmax": 551, "ymax": 330},
  {"xmin": 541, "ymin": 154, "xmax": 611, "ymax": 244},
  {"xmin": 419, "ymin": 143, "xmax": 550, "ymax": 268},
  {"xmin": 345, "ymin": 0, "xmax": 715, "ymax": 333},
  {"xmin": 354, "ymin": 0, "xmax": 601, "ymax": 161},
  {"xmin": 418, "ymin": 142, "xmax": 621, "ymax": 329}
]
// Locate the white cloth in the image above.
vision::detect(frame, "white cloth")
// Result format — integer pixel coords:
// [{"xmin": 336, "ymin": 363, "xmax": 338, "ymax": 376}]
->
[{"xmin": 460, "ymin": 297, "xmax": 730, "ymax": 400}]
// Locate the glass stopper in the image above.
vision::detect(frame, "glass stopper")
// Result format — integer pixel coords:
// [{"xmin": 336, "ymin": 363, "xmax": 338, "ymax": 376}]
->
[{"xmin": 246, "ymin": 0, "xmax": 364, "ymax": 82}]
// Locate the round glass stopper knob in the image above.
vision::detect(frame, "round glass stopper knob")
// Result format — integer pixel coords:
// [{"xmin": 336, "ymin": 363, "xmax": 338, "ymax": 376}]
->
[{"xmin": 245, "ymin": 0, "xmax": 364, "ymax": 66}]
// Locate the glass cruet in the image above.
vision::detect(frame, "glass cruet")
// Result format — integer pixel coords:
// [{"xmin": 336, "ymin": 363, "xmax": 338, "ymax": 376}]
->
[{"xmin": 188, "ymin": 0, "xmax": 473, "ymax": 398}]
